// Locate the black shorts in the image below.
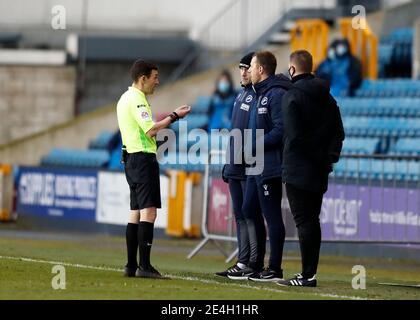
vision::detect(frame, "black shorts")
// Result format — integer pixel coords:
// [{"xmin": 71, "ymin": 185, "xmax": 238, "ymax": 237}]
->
[{"xmin": 124, "ymin": 152, "xmax": 161, "ymax": 210}]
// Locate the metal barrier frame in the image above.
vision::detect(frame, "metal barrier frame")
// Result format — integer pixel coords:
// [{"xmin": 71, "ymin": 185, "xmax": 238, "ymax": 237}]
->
[{"xmin": 187, "ymin": 150, "xmax": 238, "ymax": 262}]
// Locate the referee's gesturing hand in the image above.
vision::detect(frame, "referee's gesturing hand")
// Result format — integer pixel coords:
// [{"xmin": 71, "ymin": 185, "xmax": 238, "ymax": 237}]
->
[
  {"xmin": 116, "ymin": 59, "xmax": 191, "ymax": 279},
  {"xmin": 146, "ymin": 105, "xmax": 191, "ymax": 138}
]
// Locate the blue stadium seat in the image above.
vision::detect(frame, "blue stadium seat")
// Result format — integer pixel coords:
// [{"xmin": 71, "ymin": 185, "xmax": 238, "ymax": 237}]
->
[
  {"xmin": 379, "ymin": 28, "xmax": 413, "ymax": 78},
  {"xmin": 390, "ymin": 138, "xmax": 420, "ymax": 156},
  {"xmin": 108, "ymin": 145, "xmax": 124, "ymax": 171},
  {"xmin": 343, "ymin": 116, "xmax": 420, "ymax": 138},
  {"xmin": 158, "ymin": 152, "xmax": 206, "ymax": 172},
  {"xmin": 355, "ymin": 80, "xmax": 420, "ymax": 98},
  {"xmin": 89, "ymin": 131, "xmax": 120, "ymax": 151},
  {"xmin": 337, "ymin": 98, "xmax": 420, "ymax": 118},
  {"xmin": 333, "ymin": 157, "xmax": 419, "ymax": 182},
  {"xmin": 170, "ymin": 115, "xmax": 209, "ymax": 132},
  {"xmin": 342, "ymin": 137, "xmax": 380, "ymax": 154},
  {"xmin": 191, "ymin": 96, "xmax": 212, "ymax": 114},
  {"xmin": 41, "ymin": 148, "xmax": 110, "ymax": 168}
]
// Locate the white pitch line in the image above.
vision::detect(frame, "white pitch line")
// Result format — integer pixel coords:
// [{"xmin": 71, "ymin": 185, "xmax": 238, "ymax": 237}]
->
[{"xmin": 0, "ymin": 255, "xmax": 366, "ymax": 300}]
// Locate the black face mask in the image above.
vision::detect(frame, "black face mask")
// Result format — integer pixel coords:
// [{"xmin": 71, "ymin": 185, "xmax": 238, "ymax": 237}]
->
[{"xmin": 288, "ymin": 66, "xmax": 296, "ymax": 79}]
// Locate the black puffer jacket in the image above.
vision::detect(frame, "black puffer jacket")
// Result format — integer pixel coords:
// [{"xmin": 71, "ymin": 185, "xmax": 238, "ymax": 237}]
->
[{"xmin": 281, "ymin": 73, "xmax": 345, "ymax": 193}]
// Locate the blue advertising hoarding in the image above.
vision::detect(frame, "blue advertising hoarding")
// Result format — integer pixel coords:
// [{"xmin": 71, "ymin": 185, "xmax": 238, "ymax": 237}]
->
[{"xmin": 17, "ymin": 166, "xmax": 98, "ymax": 221}]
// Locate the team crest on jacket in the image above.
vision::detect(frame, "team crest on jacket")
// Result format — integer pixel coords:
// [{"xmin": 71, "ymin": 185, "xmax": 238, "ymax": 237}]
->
[
  {"xmin": 245, "ymin": 95, "xmax": 253, "ymax": 103},
  {"xmin": 240, "ymin": 103, "xmax": 250, "ymax": 111},
  {"xmin": 261, "ymin": 97, "xmax": 268, "ymax": 105}
]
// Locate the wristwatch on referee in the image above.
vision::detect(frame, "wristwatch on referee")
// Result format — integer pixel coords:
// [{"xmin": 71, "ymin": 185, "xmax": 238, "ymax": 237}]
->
[{"xmin": 168, "ymin": 111, "xmax": 180, "ymax": 123}]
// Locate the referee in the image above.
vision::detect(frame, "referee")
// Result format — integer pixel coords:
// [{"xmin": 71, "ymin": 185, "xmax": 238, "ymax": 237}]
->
[{"xmin": 117, "ymin": 59, "xmax": 191, "ymax": 278}]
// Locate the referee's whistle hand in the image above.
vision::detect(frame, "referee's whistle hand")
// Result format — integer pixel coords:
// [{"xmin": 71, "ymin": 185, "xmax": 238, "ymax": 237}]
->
[{"xmin": 175, "ymin": 105, "xmax": 191, "ymax": 118}]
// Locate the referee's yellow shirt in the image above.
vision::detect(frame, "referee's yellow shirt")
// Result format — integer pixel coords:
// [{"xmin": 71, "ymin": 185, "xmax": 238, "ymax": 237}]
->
[{"xmin": 117, "ymin": 86, "xmax": 157, "ymax": 154}]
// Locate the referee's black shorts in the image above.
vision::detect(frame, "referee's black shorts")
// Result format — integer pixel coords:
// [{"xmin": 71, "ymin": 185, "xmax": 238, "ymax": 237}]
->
[{"xmin": 124, "ymin": 152, "xmax": 161, "ymax": 210}]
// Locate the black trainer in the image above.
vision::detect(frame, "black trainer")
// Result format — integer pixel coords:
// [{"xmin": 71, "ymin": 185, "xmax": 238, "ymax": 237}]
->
[
  {"xmin": 215, "ymin": 264, "xmax": 243, "ymax": 277},
  {"xmin": 136, "ymin": 265, "xmax": 167, "ymax": 279},
  {"xmin": 123, "ymin": 265, "xmax": 137, "ymax": 278},
  {"xmin": 227, "ymin": 267, "xmax": 260, "ymax": 280},
  {"xmin": 277, "ymin": 273, "xmax": 317, "ymax": 287},
  {"xmin": 248, "ymin": 268, "xmax": 283, "ymax": 282}
]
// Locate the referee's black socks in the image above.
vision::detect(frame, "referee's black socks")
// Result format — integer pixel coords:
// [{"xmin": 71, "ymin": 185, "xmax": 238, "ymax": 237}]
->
[
  {"xmin": 126, "ymin": 223, "xmax": 139, "ymax": 269},
  {"xmin": 138, "ymin": 221, "xmax": 154, "ymax": 269}
]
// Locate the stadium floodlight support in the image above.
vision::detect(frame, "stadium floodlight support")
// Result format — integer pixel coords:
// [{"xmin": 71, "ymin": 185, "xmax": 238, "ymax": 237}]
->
[{"xmin": 187, "ymin": 149, "xmax": 238, "ymax": 263}]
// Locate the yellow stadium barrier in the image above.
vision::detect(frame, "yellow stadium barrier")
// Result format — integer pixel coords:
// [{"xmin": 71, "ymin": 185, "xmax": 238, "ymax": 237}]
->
[
  {"xmin": 339, "ymin": 18, "xmax": 378, "ymax": 79},
  {"xmin": 290, "ymin": 19, "xmax": 329, "ymax": 70},
  {"xmin": 0, "ymin": 164, "xmax": 14, "ymax": 222},
  {"xmin": 166, "ymin": 170, "xmax": 202, "ymax": 238},
  {"xmin": 290, "ymin": 18, "xmax": 378, "ymax": 80}
]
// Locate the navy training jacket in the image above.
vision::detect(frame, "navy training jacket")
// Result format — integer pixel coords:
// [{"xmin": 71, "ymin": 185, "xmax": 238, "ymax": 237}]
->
[
  {"xmin": 248, "ymin": 74, "xmax": 292, "ymax": 182},
  {"xmin": 223, "ymin": 83, "xmax": 256, "ymax": 180}
]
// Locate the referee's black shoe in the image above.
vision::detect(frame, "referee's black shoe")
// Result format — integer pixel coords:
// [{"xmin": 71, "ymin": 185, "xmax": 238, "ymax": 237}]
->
[
  {"xmin": 277, "ymin": 273, "xmax": 317, "ymax": 287},
  {"xmin": 123, "ymin": 265, "xmax": 138, "ymax": 278},
  {"xmin": 215, "ymin": 264, "xmax": 243, "ymax": 277},
  {"xmin": 136, "ymin": 265, "xmax": 167, "ymax": 279},
  {"xmin": 248, "ymin": 268, "xmax": 283, "ymax": 282}
]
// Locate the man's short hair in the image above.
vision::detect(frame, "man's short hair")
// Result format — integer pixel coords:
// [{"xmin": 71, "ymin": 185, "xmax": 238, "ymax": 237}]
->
[
  {"xmin": 290, "ymin": 50, "xmax": 313, "ymax": 73},
  {"xmin": 253, "ymin": 51, "xmax": 277, "ymax": 76},
  {"xmin": 130, "ymin": 59, "xmax": 158, "ymax": 82}
]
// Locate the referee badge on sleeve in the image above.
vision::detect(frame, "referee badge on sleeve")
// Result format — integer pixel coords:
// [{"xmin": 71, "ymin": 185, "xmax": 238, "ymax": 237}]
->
[{"xmin": 138, "ymin": 106, "xmax": 151, "ymax": 120}]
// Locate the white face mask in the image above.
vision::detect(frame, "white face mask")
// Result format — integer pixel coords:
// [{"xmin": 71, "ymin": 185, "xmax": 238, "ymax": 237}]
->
[
  {"xmin": 336, "ymin": 44, "xmax": 348, "ymax": 57},
  {"xmin": 217, "ymin": 81, "xmax": 230, "ymax": 93},
  {"xmin": 328, "ymin": 48, "xmax": 336, "ymax": 60}
]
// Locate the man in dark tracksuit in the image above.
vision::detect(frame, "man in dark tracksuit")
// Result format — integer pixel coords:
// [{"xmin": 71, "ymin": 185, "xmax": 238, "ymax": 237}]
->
[
  {"xmin": 215, "ymin": 52, "xmax": 256, "ymax": 277},
  {"xmin": 228, "ymin": 51, "xmax": 291, "ymax": 282},
  {"xmin": 277, "ymin": 50, "xmax": 345, "ymax": 287}
]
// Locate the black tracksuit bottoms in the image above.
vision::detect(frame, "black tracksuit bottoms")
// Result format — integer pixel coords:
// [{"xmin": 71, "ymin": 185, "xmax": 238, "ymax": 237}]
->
[
  {"xmin": 228, "ymin": 178, "xmax": 250, "ymax": 265},
  {"xmin": 285, "ymin": 183, "xmax": 324, "ymax": 279},
  {"xmin": 242, "ymin": 176, "xmax": 285, "ymax": 272}
]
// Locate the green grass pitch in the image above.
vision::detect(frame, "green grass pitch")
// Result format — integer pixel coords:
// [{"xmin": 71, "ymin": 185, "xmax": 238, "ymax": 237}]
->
[{"xmin": 0, "ymin": 234, "xmax": 419, "ymax": 300}]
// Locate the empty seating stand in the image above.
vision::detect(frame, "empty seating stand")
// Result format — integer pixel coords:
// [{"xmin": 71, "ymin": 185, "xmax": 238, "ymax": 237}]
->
[
  {"xmin": 355, "ymin": 79, "xmax": 420, "ymax": 98},
  {"xmin": 378, "ymin": 28, "xmax": 413, "ymax": 78},
  {"xmin": 333, "ymin": 158, "xmax": 419, "ymax": 182},
  {"xmin": 343, "ymin": 117, "xmax": 420, "ymax": 138},
  {"xmin": 338, "ymin": 98, "xmax": 420, "ymax": 118},
  {"xmin": 390, "ymin": 138, "xmax": 420, "ymax": 156},
  {"xmin": 342, "ymin": 137, "xmax": 380, "ymax": 154}
]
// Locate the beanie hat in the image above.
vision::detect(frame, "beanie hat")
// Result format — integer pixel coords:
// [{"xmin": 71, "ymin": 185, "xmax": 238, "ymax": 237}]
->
[{"xmin": 239, "ymin": 52, "xmax": 255, "ymax": 69}]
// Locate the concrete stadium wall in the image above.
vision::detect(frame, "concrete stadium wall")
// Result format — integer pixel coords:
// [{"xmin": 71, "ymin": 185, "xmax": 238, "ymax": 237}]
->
[
  {"xmin": 78, "ymin": 62, "xmax": 176, "ymax": 114},
  {"xmin": 0, "ymin": 65, "xmax": 76, "ymax": 145}
]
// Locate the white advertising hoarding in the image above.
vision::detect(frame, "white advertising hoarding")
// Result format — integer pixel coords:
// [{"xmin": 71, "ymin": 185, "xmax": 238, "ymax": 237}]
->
[{"xmin": 96, "ymin": 171, "xmax": 168, "ymax": 229}]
